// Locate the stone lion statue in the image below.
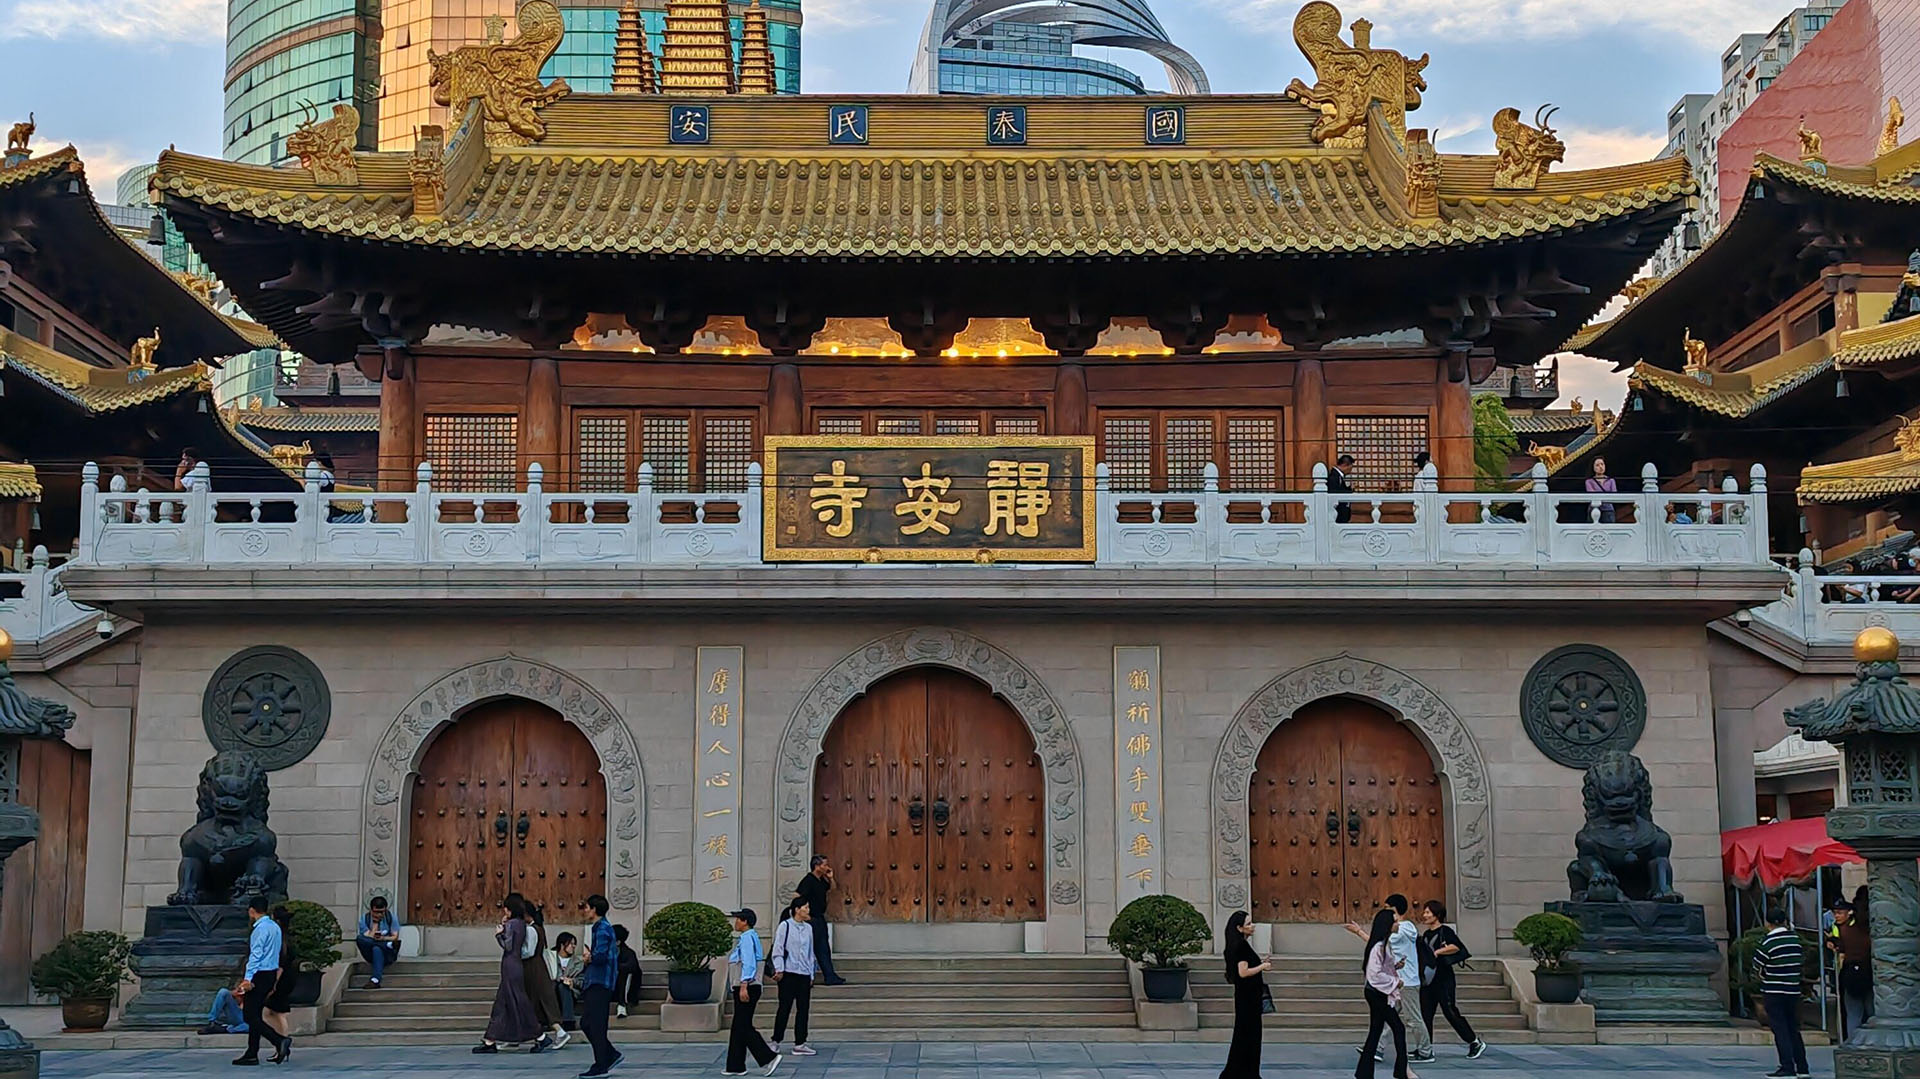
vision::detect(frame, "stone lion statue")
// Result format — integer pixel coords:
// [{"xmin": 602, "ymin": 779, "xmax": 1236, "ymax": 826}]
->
[
  {"xmin": 168, "ymin": 751, "xmax": 290, "ymax": 907},
  {"xmin": 1568, "ymin": 750, "xmax": 1681, "ymax": 904}
]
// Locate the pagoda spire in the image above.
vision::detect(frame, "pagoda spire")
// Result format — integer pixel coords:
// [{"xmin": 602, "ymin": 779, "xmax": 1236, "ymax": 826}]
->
[
  {"xmin": 660, "ymin": 0, "xmax": 737, "ymax": 95},
  {"xmin": 739, "ymin": 0, "xmax": 775, "ymax": 94},
  {"xmin": 612, "ymin": 0, "xmax": 659, "ymax": 93}
]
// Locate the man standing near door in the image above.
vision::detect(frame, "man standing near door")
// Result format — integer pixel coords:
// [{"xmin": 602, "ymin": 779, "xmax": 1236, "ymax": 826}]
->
[{"xmin": 794, "ymin": 856, "xmax": 847, "ymax": 986}]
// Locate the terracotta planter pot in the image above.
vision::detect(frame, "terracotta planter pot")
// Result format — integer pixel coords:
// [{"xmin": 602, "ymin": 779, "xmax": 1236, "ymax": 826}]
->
[{"xmin": 60, "ymin": 996, "xmax": 112, "ymax": 1032}]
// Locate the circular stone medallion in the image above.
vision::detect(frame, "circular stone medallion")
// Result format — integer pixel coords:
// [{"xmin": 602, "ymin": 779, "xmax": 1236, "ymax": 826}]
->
[
  {"xmin": 202, "ymin": 646, "xmax": 332, "ymax": 771},
  {"xmin": 1518, "ymin": 644, "xmax": 1647, "ymax": 769}
]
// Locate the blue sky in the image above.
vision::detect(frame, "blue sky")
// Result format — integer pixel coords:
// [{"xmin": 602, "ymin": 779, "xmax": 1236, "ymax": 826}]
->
[{"xmin": 0, "ymin": 0, "xmax": 1814, "ymax": 403}]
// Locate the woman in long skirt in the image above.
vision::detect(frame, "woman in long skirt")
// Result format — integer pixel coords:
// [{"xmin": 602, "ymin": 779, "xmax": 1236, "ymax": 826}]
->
[
  {"xmin": 475, "ymin": 895, "xmax": 543, "ymax": 1053},
  {"xmin": 1220, "ymin": 909, "xmax": 1271, "ymax": 1079},
  {"xmin": 523, "ymin": 903, "xmax": 569, "ymax": 1052}
]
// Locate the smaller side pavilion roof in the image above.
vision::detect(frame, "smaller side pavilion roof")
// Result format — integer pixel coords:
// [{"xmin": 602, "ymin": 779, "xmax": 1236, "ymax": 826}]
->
[
  {"xmin": 0, "ymin": 462, "xmax": 40, "ymax": 500},
  {"xmin": 1835, "ymin": 312, "xmax": 1920, "ymax": 370},
  {"xmin": 233, "ymin": 407, "xmax": 380, "ymax": 433},
  {"xmin": 1798, "ymin": 447, "xmax": 1920, "ymax": 505},
  {"xmin": 0, "ymin": 328, "xmax": 214, "ymax": 413}
]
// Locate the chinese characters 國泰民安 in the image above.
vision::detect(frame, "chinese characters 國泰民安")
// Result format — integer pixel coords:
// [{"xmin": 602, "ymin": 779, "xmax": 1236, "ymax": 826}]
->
[{"xmin": 808, "ymin": 459, "xmax": 1057, "ymax": 540}]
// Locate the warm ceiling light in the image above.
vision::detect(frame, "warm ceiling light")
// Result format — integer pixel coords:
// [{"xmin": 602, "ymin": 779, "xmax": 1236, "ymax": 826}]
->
[
  {"xmin": 996, "ymin": 349, "xmax": 1008, "ymax": 358},
  {"xmin": 829, "ymin": 345, "xmax": 841, "ymax": 354}
]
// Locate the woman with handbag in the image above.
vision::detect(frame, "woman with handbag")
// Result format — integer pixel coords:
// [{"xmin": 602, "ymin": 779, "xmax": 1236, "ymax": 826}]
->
[
  {"xmin": 1220, "ymin": 909, "xmax": 1272, "ymax": 1079},
  {"xmin": 1416, "ymin": 900, "xmax": 1485, "ymax": 1058}
]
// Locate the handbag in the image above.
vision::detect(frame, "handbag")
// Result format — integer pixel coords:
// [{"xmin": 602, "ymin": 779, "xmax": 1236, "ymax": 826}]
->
[{"xmin": 1260, "ymin": 984, "xmax": 1276, "ymax": 1014}]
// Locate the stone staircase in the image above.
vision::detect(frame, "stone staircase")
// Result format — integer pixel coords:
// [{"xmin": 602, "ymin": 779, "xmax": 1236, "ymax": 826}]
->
[{"xmin": 1190, "ymin": 957, "xmax": 1532, "ymax": 1044}]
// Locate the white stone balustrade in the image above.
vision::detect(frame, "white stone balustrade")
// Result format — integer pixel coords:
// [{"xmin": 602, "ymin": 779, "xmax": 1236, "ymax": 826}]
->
[
  {"xmin": 1749, "ymin": 549, "xmax": 1920, "ymax": 644},
  {"xmin": 0, "ymin": 546, "xmax": 97, "ymax": 646},
  {"xmin": 68, "ymin": 458, "xmax": 1772, "ymax": 572}
]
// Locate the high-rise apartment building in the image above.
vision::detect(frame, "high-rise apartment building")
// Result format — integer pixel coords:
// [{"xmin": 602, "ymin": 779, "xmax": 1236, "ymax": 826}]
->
[
  {"xmin": 910, "ymin": 0, "xmax": 1208, "ymax": 97},
  {"xmin": 224, "ymin": 0, "xmax": 382, "ymax": 165},
  {"xmin": 378, "ymin": 0, "xmax": 800, "ymax": 148}
]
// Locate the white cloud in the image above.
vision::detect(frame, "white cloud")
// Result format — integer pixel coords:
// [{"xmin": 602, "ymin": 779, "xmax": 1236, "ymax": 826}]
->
[
  {"xmin": 1553, "ymin": 352, "xmax": 1631, "ymax": 411},
  {"xmin": 31, "ymin": 132, "xmax": 147, "ymax": 200},
  {"xmin": 0, "ymin": 0, "xmax": 224, "ymax": 41},
  {"xmin": 805, "ymin": 0, "xmax": 894, "ymax": 30},
  {"xmin": 1199, "ymin": 0, "xmax": 1793, "ymax": 48}
]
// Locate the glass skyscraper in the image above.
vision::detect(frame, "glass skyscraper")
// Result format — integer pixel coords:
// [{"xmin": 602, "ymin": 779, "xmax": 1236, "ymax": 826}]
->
[
  {"xmin": 910, "ymin": 0, "xmax": 1208, "ymax": 97},
  {"xmin": 224, "ymin": 0, "xmax": 382, "ymax": 165}
]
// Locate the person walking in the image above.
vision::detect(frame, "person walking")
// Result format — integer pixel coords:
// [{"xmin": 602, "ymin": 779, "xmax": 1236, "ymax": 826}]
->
[
  {"xmin": 1330, "ymin": 454, "xmax": 1357, "ymax": 524},
  {"xmin": 723, "ymin": 908, "xmax": 780, "ymax": 1077},
  {"xmin": 232, "ymin": 895, "xmax": 290, "ymax": 1067},
  {"xmin": 1757, "ymin": 906, "xmax": 1811, "ymax": 1079},
  {"xmin": 524, "ymin": 903, "xmax": 571, "ymax": 1053},
  {"xmin": 771, "ymin": 901, "xmax": 820, "ymax": 1056},
  {"xmin": 1384, "ymin": 895, "xmax": 1431, "ymax": 1062},
  {"xmin": 260, "ymin": 904, "xmax": 298, "ymax": 1062},
  {"xmin": 1355, "ymin": 908, "xmax": 1413, "ymax": 1079},
  {"xmin": 578, "ymin": 894, "xmax": 624, "ymax": 1079},
  {"xmin": 475, "ymin": 894, "xmax": 542, "ymax": 1054},
  {"xmin": 1828, "ymin": 899, "xmax": 1873, "ymax": 1037},
  {"xmin": 1219, "ymin": 910, "xmax": 1270, "ymax": 1079},
  {"xmin": 355, "ymin": 895, "xmax": 402, "ymax": 987},
  {"xmin": 794, "ymin": 856, "xmax": 847, "ymax": 985},
  {"xmin": 1416, "ymin": 900, "xmax": 1485, "ymax": 1058}
]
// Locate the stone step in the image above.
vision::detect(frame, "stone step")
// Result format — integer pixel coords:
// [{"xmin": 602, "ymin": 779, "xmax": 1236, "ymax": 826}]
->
[
  {"xmin": 1190, "ymin": 998, "xmax": 1523, "ymax": 1019},
  {"xmin": 326, "ymin": 1015, "xmax": 658, "ymax": 1033},
  {"xmin": 1197, "ymin": 1012, "xmax": 1533, "ymax": 1030},
  {"xmin": 332, "ymin": 994, "xmax": 1136, "ymax": 1020},
  {"xmin": 1191, "ymin": 983, "xmax": 1514, "ymax": 1001}
]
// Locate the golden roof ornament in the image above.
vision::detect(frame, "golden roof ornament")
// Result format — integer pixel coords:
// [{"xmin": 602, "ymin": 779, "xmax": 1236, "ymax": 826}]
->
[
  {"xmin": 173, "ymin": 271, "xmax": 217, "ymax": 303},
  {"xmin": 1569, "ymin": 397, "xmax": 1585, "ymax": 415},
  {"xmin": 485, "ymin": 14, "xmax": 507, "ymax": 44},
  {"xmin": 1528, "ymin": 442, "xmax": 1568, "ymax": 470},
  {"xmin": 409, "ymin": 126, "xmax": 447, "ymax": 218},
  {"xmin": 739, "ymin": 0, "xmax": 776, "ymax": 95},
  {"xmin": 5, "ymin": 112, "xmax": 33, "ymax": 156},
  {"xmin": 1854, "ymin": 625, "xmax": 1900, "ymax": 663},
  {"xmin": 1621, "ymin": 276, "xmax": 1660, "ymax": 303},
  {"xmin": 1797, "ymin": 117, "xmax": 1825, "ymax": 163},
  {"xmin": 1491, "ymin": 105, "xmax": 1565, "ymax": 190},
  {"xmin": 1404, "ymin": 128, "xmax": 1440, "ymax": 221},
  {"xmin": 128, "ymin": 327, "xmax": 161, "ymax": 378},
  {"xmin": 1882, "ymin": 97, "xmax": 1905, "ymax": 158},
  {"xmin": 286, "ymin": 101, "xmax": 361, "ymax": 186},
  {"xmin": 1284, "ymin": 1, "xmax": 1428, "ymax": 147},
  {"xmin": 660, "ymin": 0, "xmax": 738, "ymax": 95},
  {"xmin": 429, "ymin": 0, "xmax": 572, "ymax": 146},
  {"xmin": 612, "ymin": 0, "xmax": 659, "ymax": 94},
  {"xmin": 1896, "ymin": 416, "xmax": 1920, "ymax": 460},
  {"xmin": 1682, "ymin": 327, "xmax": 1709, "ymax": 377}
]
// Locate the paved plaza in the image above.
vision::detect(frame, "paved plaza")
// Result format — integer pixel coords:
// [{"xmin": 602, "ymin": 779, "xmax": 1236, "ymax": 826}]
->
[{"xmin": 43, "ymin": 1041, "xmax": 1830, "ymax": 1078}]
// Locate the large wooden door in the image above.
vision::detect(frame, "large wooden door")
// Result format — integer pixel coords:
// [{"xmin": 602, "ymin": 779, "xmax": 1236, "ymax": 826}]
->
[
  {"xmin": 816, "ymin": 669, "xmax": 1044, "ymax": 925},
  {"xmin": 1249, "ymin": 699, "xmax": 1444, "ymax": 924},
  {"xmin": 0, "ymin": 739, "xmax": 89, "ymax": 1003},
  {"xmin": 408, "ymin": 701, "xmax": 607, "ymax": 926}
]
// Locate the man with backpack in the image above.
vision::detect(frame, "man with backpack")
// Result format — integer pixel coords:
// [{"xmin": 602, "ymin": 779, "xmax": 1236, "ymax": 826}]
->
[{"xmin": 1417, "ymin": 899, "xmax": 1487, "ymax": 1059}]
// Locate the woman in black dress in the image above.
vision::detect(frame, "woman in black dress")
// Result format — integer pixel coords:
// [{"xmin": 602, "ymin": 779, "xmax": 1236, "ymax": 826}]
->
[
  {"xmin": 262, "ymin": 904, "xmax": 297, "ymax": 1064},
  {"xmin": 1221, "ymin": 909, "xmax": 1271, "ymax": 1079},
  {"xmin": 475, "ymin": 894, "xmax": 543, "ymax": 1053}
]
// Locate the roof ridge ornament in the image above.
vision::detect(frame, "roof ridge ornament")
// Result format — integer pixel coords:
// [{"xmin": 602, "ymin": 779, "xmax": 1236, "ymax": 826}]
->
[
  {"xmin": 1284, "ymin": 1, "xmax": 1428, "ymax": 147},
  {"xmin": 1491, "ymin": 105, "xmax": 1564, "ymax": 191},
  {"xmin": 1405, "ymin": 127, "xmax": 1440, "ymax": 221},
  {"xmin": 428, "ymin": 0, "xmax": 572, "ymax": 146},
  {"xmin": 1882, "ymin": 97, "xmax": 1905, "ymax": 158},
  {"xmin": 286, "ymin": 100, "xmax": 362, "ymax": 187}
]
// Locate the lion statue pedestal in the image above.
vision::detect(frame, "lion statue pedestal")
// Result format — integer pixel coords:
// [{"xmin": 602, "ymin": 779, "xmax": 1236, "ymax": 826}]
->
[
  {"xmin": 1544, "ymin": 751, "xmax": 1725, "ymax": 1026},
  {"xmin": 121, "ymin": 752, "xmax": 291, "ymax": 1029}
]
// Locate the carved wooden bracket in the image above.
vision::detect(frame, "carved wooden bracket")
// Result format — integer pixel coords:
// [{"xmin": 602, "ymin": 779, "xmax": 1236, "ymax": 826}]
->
[
  {"xmin": 1148, "ymin": 301, "xmax": 1231, "ymax": 355},
  {"xmin": 1031, "ymin": 304, "xmax": 1110, "ymax": 357},
  {"xmin": 1272, "ymin": 296, "xmax": 1333, "ymax": 351},
  {"xmin": 888, "ymin": 302, "xmax": 970, "ymax": 357},
  {"xmin": 624, "ymin": 297, "xmax": 708, "ymax": 355},
  {"xmin": 747, "ymin": 297, "xmax": 828, "ymax": 357}
]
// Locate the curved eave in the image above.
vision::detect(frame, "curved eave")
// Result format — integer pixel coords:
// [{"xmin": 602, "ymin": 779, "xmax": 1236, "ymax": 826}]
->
[
  {"xmin": 1835, "ymin": 313, "xmax": 1920, "ymax": 370},
  {"xmin": 1798, "ymin": 450, "xmax": 1920, "ymax": 505}
]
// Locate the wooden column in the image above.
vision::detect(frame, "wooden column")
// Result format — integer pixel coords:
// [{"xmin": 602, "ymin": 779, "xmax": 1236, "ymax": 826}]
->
[
  {"xmin": 1435, "ymin": 357, "xmax": 1473, "ymax": 505},
  {"xmin": 1292, "ymin": 357, "xmax": 1329, "ymax": 486},
  {"xmin": 769, "ymin": 363, "xmax": 804, "ymax": 435},
  {"xmin": 521, "ymin": 357, "xmax": 562, "ymax": 485},
  {"xmin": 1053, "ymin": 363, "xmax": 1088, "ymax": 437},
  {"xmin": 377, "ymin": 348, "xmax": 417, "ymax": 493}
]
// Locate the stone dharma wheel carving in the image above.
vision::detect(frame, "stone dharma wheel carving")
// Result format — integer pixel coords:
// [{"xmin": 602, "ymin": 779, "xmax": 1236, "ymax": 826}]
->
[
  {"xmin": 202, "ymin": 645, "xmax": 332, "ymax": 771},
  {"xmin": 1519, "ymin": 644, "xmax": 1646, "ymax": 768}
]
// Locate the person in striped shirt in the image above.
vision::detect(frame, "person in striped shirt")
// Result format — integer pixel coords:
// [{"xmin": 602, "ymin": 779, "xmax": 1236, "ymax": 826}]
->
[{"xmin": 1755, "ymin": 907, "xmax": 1810, "ymax": 1079}]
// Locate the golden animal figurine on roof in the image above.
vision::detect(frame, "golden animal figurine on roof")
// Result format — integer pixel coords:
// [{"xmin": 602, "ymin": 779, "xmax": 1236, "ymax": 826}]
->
[
  {"xmin": 1896, "ymin": 416, "xmax": 1920, "ymax": 459},
  {"xmin": 173, "ymin": 271, "xmax": 216, "ymax": 303},
  {"xmin": 1492, "ymin": 106, "xmax": 1565, "ymax": 190},
  {"xmin": 1682, "ymin": 328, "xmax": 1709, "ymax": 374},
  {"xmin": 1882, "ymin": 97, "xmax": 1905, "ymax": 158},
  {"xmin": 1622, "ymin": 277, "xmax": 1660, "ymax": 303},
  {"xmin": 6, "ymin": 113, "xmax": 32, "ymax": 155},
  {"xmin": 1528, "ymin": 442, "xmax": 1568, "ymax": 470},
  {"xmin": 128, "ymin": 327, "xmax": 161, "ymax": 374},
  {"xmin": 1284, "ymin": 2, "xmax": 1428, "ymax": 146},
  {"xmin": 286, "ymin": 101, "xmax": 361, "ymax": 186},
  {"xmin": 1797, "ymin": 118, "xmax": 1824, "ymax": 162},
  {"xmin": 429, "ymin": 0, "xmax": 572, "ymax": 146}
]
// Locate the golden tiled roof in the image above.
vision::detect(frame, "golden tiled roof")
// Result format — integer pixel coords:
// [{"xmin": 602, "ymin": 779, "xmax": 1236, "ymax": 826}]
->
[
  {"xmin": 0, "ymin": 328, "xmax": 212, "ymax": 413},
  {"xmin": 150, "ymin": 96, "xmax": 1695, "ymax": 261},
  {"xmin": 0, "ymin": 462, "xmax": 40, "ymax": 499},
  {"xmin": 1626, "ymin": 349, "xmax": 1833, "ymax": 419},
  {"xmin": 1798, "ymin": 450, "xmax": 1920, "ymax": 504},
  {"xmin": 1834, "ymin": 313, "xmax": 1920, "ymax": 369},
  {"xmin": 233, "ymin": 407, "xmax": 380, "ymax": 433},
  {"xmin": 1510, "ymin": 409, "xmax": 1598, "ymax": 435},
  {"xmin": 223, "ymin": 316, "xmax": 283, "ymax": 351},
  {"xmin": 0, "ymin": 145, "xmax": 81, "ymax": 189},
  {"xmin": 1755, "ymin": 152, "xmax": 1920, "ymax": 204}
]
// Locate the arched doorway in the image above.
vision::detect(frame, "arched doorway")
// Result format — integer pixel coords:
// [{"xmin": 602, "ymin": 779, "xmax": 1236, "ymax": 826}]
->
[
  {"xmin": 815, "ymin": 668, "xmax": 1046, "ymax": 924},
  {"xmin": 1249, "ymin": 698, "xmax": 1444, "ymax": 923},
  {"xmin": 405, "ymin": 699, "xmax": 608, "ymax": 925}
]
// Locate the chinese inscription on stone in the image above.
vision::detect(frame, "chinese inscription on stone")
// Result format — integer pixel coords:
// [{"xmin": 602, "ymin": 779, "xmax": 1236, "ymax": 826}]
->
[
  {"xmin": 693, "ymin": 646, "xmax": 744, "ymax": 910},
  {"xmin": 764, "ymin": 437, "xmax": 1095, "ymax": 562},
  {"xmin": 1113, "ymin": 647, "xmax": 1165, "ymax": 907}
]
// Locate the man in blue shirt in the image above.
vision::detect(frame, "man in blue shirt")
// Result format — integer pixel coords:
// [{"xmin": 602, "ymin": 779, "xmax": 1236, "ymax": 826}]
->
[
  {"xmin": 578, "ymin": 893, "xmax": 623, "ymax": 1079},
  {"xmin": 724, "ymin": 908, "xmax": 780, "ymax": 1076},
  {"xmin": 234, "ymin": 895, "xmax": 289, "ymax": 1066},
  {"xmin": 356, "ymin": 895, "xmax": 402, "ymax": 987}
]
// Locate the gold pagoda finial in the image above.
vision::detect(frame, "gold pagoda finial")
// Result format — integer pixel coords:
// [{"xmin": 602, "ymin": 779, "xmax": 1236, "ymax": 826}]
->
[
  {"xmin": 1797, "ymin": 116, "xmax": 1825, "ymax": 163},
  {"xmin": 1491, "ymin": 105, "xmax": 1565, "ymax": 190},
  {"xmin": 1284, "ymin": 1, "xmax": 1428, "ymax": 147},
  {"xmin": 1882, "ymin": 97, "xmax": 1905, "ymax": 158},
  {"xmin": 612, "ymin": 0, "xmax": 660, "ymax": 93},
  {"xmin": 5, "ymin": 112, "xmax": 33, "ymax": 156},
  {"xmin": 429, "ymin": 0, "xmax": 572, "ymax": 146},
  {"xmin": 1404, "ymin": 128, "xmax": 1440, "ymax": 221},
  {"xmin": 286, "ymin": 101, "xmax": 361, "ymax": 186},
  {"xmin": 1855, "ymin": 626, "xmax": 1900, "ymax": 663},
  {"xmin": 739, "ymin": 0, "xmax": 776, "ymax": 94},
  {"xmin": 661, "ymin": 0, "xmax": 738, "ymax": 95}
]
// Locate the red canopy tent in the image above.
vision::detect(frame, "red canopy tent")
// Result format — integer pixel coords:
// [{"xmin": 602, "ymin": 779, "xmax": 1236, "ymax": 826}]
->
[{"xmin": 1722, "ymin": 817, "xmax": 1863, "ymax": 889}]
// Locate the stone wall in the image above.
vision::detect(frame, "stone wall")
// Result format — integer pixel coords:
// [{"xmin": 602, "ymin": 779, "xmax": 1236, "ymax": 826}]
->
[{"xmin": 120, "ymin": 615, "xmax": 1726, "ymax": 953}]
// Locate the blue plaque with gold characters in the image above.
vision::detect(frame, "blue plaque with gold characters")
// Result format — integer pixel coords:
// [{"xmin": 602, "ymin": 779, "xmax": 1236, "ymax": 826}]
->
[
  {"xmin": 986, "ymin": 106, "xmax": 1027, "ymax": 146},
  {"xmin": 669, "ymin": 105, "xmax": 711, "ymax": 145},
  {"xmin": 828, "ymin": 104, "xmax": 869, "ymax": 145},
  {"xmin": 1145, "ymin": 105, "xmax": 1185, "ymax": 146}
]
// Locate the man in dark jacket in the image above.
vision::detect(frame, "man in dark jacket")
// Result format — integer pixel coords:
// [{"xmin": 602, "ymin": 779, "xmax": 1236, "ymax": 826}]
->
[
  {"xmin": 793, "ymin": 855, "xmax": 847, "ymax": 985},
  {"xmin": 1329, "ymin": 453, "xmax": 1356, "ymax": 524}
]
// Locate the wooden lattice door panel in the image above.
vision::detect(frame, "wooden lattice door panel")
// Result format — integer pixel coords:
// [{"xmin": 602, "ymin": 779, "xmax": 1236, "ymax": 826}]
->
[
  {"xmin": 1340, "ymin": 707, "xmax": 1445, "ymax": 910},
  {"xmin": 817, "ymin": 674, "xmax": 928, "ymax": 924},
  {"xmin": 509, "ymin": 707, "xmax": 608, "ymax": 921},
  {"xmin": 926, "ymin": 670, "xmax": 1045, "ymax": 925},
  {"xmin": 1250, "ymin": 704, "xmax": 1345, "ymax": 923},
  {"xmin": 410, "ymin": 705, "xmax": 516, "ymax": 925},
  {"xmin": 0, "ymin": 739, "xmax": 89, "ymax": 1004}
]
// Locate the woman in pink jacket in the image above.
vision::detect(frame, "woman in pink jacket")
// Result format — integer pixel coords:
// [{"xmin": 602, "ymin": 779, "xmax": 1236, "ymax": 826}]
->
[{"xmin": 1356, "ymin": 908, "xmax": 1413, "ymax": 1079}]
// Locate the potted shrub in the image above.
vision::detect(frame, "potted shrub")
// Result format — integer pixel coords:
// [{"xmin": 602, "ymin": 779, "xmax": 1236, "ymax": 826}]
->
[
  {"xmin": 31, "ymin": 930, "xmax": 132, "ymax": 1032},
  {"xmin": 282, "ymin": 900, "xmax": 345, "ymax": 1007},
  {"xmin": 1513, "ymin": 912, "xmax": 1583, "ymax": 1005},
  {"xmin": 1107, "ymin": 895, "xmax": 1211, "ymax": 1003},
  {"xmin": 644, "ymin": 901, "xmax": 734, "ymax": 1004}
]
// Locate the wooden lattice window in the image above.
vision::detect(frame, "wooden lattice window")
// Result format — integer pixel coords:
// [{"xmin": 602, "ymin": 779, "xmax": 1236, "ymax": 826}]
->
[
  {"xmin": 572, "ymin": 410, "xmax": 758, "ymax": 494},
  {"xmin": 1099, "ymin": 411, "xmax": 1282, "ymax": 493},
  {"xmin": 1102, "ymin": 417, "xmax": 1154, "ymax": 492},
  {"xmin": 1334, "ymin": 415, "xmax": 1429, "ymax": 493},
  {"xmin": 703, "ymin": 415, "xmax": 756, "ymax": 493},
  {"xmin": 424, "ymin": 414, "xmax": 519, "ymax": 492},
  {"xmin": 814, "ymin": 416, "xmax": 864, "ymax": 436},
  {"xmin": 577, "ymin": 416, "xmax": 631, "ymax": 492},
  {"xmin": 1228, "ymin": 417, "xmax": 1280, "ymax": 492},
  {"xmin": 812, "ymin": 410, "xmax": 1046, "ymax": 437}
]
